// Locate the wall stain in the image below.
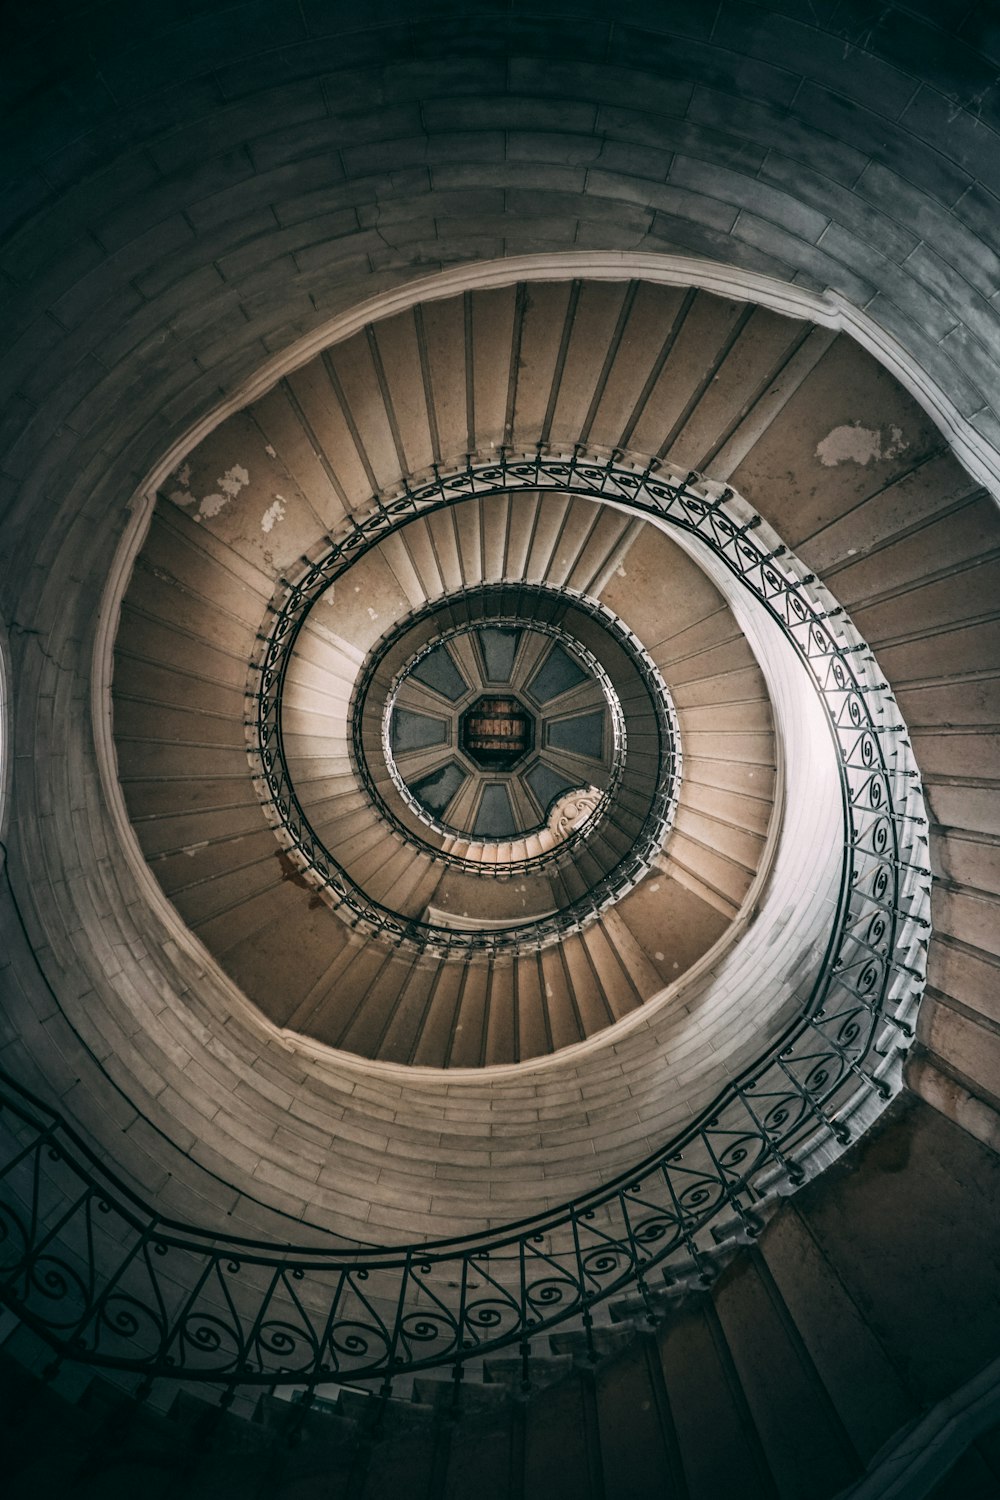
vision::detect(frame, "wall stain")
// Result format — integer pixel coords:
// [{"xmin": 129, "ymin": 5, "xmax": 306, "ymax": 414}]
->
[{"xmin": 275, "ymin": 849, "xmax": 324, "ymax": 908}]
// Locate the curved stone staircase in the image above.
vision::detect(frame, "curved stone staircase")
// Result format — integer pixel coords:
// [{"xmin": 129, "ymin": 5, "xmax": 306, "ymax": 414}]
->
[
  {"xmin": 3, "ymin": 272, "xmax": 998, "ymax": 1498},
  {"xmin": 42, "ymin": 271, "xmax": 968, "ymax": 1251},
  {"xmin": 113, "ymin": 475, "xmax": 777, "ymax": 1063},
  {"xmin": 113, "ymin": 286, "xmax": 797, "ymax": 1074},
  {"xmin": 4, "ymin": 1, "xmax": 1000, "ymax": 1492}
]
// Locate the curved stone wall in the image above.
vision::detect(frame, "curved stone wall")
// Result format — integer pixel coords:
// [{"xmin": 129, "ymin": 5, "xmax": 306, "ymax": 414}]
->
[{"xmin": 4, "ymin": 2, "xmax": 1000, "ymax": 519}]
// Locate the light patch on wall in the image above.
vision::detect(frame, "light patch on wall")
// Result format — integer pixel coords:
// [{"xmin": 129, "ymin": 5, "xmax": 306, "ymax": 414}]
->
[
  {"xmin": 168, "ymin": 463, "xmax": 253, "ymax": 522},
  {"xmin": 261, "ymin": 497, "xmax": 286, "ymax": 533},
  {"xmin": 163, "ymin": 459, "xmax": 250, "ymax": 519},
  {"xmin": 816, "ymin": 423, "xmax": 907, "ymax": 467},
  {"xmin": 198, "ymin": 464, "xmax": 251, "ymax": 520},
  {"xmin": 197, "ymin": 492, "xmax": 227, "ymax": 519},
  {"xmin": 167, "ymin": 460, "xmax": 195, "ymax": 507},
  {"xmin": 219, "ymin": 464, "xmax": 249, "ymax": 497}
]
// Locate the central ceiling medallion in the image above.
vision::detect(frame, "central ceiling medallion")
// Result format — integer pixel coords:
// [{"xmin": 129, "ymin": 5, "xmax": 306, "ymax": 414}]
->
[
  {"xmin": 459, "ymin": 694, "xmax": 534, "ymax": 769},
  {"xmin": 382, "ymin": 616, "xmax": 617, "ymax": 845}
]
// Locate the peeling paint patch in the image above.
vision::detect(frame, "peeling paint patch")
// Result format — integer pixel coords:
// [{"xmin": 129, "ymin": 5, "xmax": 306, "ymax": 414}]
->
[
  {"xmin": 261, "ymin": 496, "xmax": 286, "ymax": 533},
  {"xmin": 167, "ymin": 461, "xmax": 196, "ymax": 508},
  {"xmin": 219, "ymin": 464, "xmax": 249, "ymax": 497},
  {"xmin": 197, "ymin": 492, "xmax": 228, "ymax": 520},
  {"xmin": 176, "ymin": 463, "xmax": 253, "ymax": 522},
  {"xmin": 366, "ymin": 605, "xmax": 379, "ymax": 620},
  {"xmin": 265, "ymin": 443, "xmax": 277, "ymax": 458},
  {"xmin": 816, "ymin": 422, "xmax": 907, "ymax": 467},
  {"xmin": 181, "ymin": 841, "xmax": 209, "ymax": 856}
]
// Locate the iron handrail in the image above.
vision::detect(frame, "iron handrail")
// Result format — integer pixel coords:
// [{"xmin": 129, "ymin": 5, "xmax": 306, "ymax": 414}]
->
[{"xmin": 0, "ymin": 449, "xmax": 930, "ymax": 1392}]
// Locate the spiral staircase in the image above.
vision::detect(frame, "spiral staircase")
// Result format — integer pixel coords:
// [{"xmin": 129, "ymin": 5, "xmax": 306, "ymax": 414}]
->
[
  {"xmin": 3, "ymin": 5, "xmax": 1000, "ymax": 1497},
  {"xmin": 113, "ymin": 316, "xmax": 785, "ymax": 1064}
]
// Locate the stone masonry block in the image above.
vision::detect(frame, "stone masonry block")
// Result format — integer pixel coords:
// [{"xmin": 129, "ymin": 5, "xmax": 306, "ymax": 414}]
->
[
  {"xmin": 732, "ymin": 211, "xmax": 877, "ymax": 305},
  {"xmin": 609, "ymin": 27, "xmax": 802, "ymax": 109},
  {"xmin": 759, "ymin": 153, "xmax": 919, "ymax": 264},
  {"xmin": 508, "ymin": 55, "xmax": 694, "ymax": 117},
  {"xmin": 669, "ymin": 154, "xmax": 831, "ymax": 243}
]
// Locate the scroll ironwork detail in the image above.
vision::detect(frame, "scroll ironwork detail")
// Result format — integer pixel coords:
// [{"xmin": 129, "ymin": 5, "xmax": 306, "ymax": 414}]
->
[{"xmin": 0, "ymin": 449, "xmax": 930, "ymax": 1393}]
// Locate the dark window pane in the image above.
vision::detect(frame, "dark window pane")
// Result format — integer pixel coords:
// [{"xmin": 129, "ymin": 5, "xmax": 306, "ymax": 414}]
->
[
  {"xmin": 528, "ymin": 644, "xmax": 587, "ymax": 703},
  {"xmin": 477, "ymin": 626, "xmax": 520, "ymax": 683},
  {"xmin": 525, "ymin": 762, "xmax": 578, "ymax": 814},
  {"xmin": 473, "ymin": 783, "xmax": 516, "ymax": 837},
  {"xmin": 391, "ymin": 708, "xmax": 448, "ymax": 751},
  {"xmin": 411, "ymin": 760, "xmax": 466, "ymax": 816},
  {"xmin": 410, "ymin": 643, "xmax": 467, "ymax": 701},
  {"xmin": 546, "ymin": 710, "xmax": 605, "ymax": 760}
]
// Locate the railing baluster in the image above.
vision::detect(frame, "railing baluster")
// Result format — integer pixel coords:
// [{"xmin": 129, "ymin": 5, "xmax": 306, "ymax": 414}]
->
[{"xmin": 0, "ymin": 449, "xmax": 929, "ymax": 1392}]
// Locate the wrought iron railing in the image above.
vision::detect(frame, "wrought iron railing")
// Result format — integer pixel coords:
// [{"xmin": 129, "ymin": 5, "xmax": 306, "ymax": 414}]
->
[{"xmin": 0, "ymin": 449, "xmax": 930, "ymax": 1396}]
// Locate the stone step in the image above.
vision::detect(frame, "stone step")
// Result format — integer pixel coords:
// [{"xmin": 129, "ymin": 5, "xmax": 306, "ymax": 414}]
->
[{"xmin": 548, "ymin": 1324, "xmax": 637, "ymax": 1362}]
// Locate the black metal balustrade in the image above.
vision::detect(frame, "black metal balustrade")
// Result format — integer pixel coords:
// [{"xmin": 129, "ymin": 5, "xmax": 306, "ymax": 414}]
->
[{"xmin": 0, "ymin": 449, "xmax": 930, "ymax": 1398}]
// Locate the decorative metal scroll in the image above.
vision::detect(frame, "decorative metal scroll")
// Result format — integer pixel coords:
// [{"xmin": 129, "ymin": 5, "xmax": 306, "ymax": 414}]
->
[{"xmin": 0, "ymin": 448, "xmax": 930, "ymax": 1393}]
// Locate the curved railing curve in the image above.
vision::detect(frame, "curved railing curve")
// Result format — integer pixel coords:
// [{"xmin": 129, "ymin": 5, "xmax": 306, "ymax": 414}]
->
[
  {"xmin": 0, "ymin": 449, "xmax": 931, "ymax": 1394},
  {"xmin": 253, "ymin": 557, "xmax": 681, "ymax": 952}
]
